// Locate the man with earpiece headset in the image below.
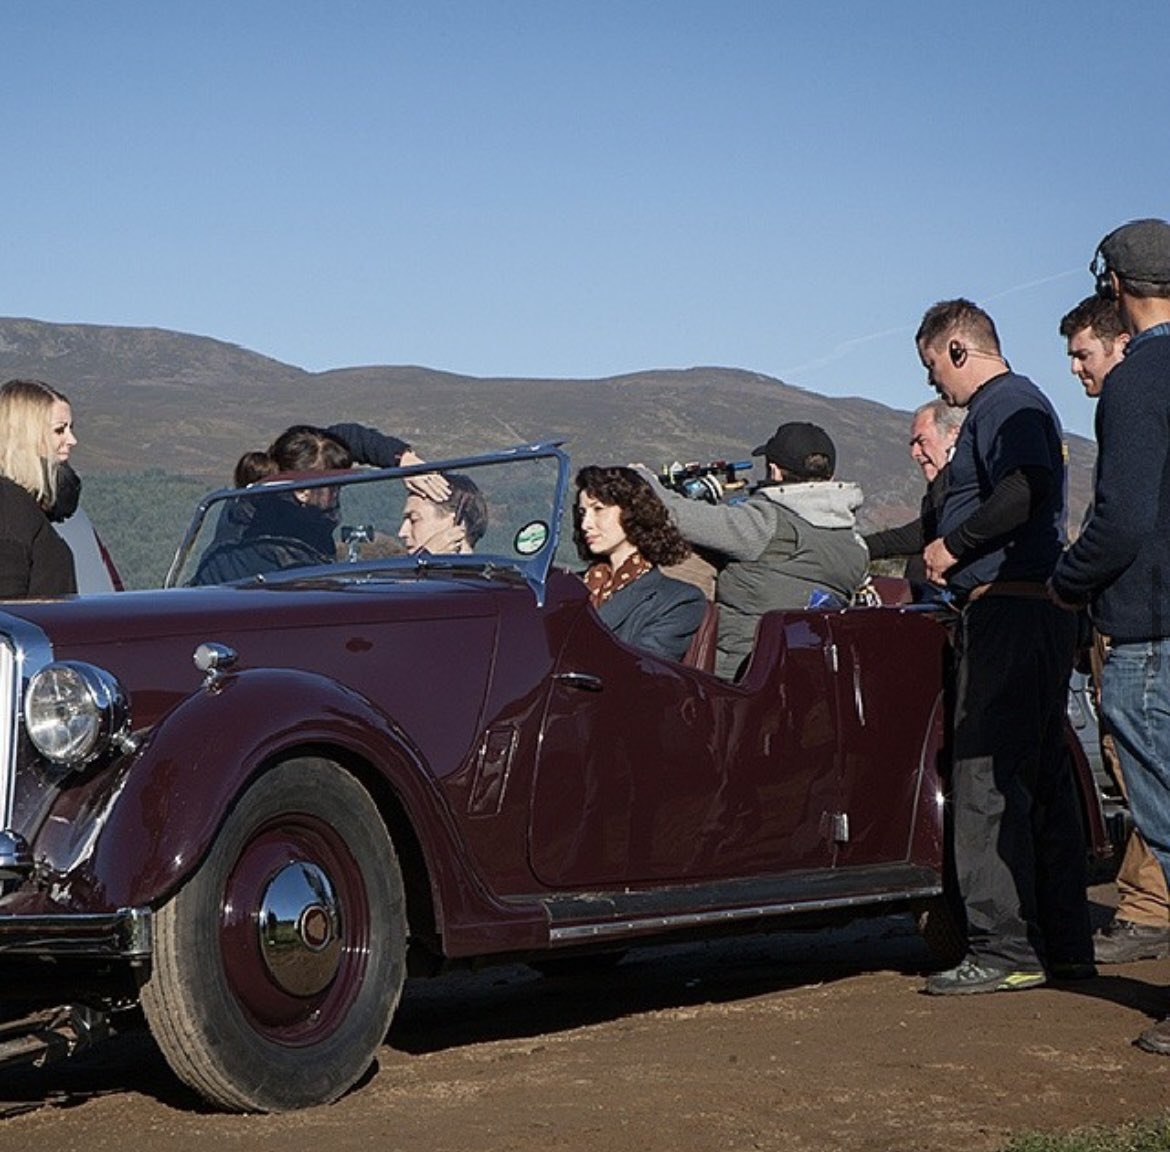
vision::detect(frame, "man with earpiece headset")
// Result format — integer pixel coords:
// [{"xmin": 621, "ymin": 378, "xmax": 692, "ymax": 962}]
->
[
  {"xmin": 916, "ymin": 299, "xmax": 1091, "ymax": 998},
  {"xmin": 1049, "ymin": 218, "xmax": 1170, "ymax": 1056}
]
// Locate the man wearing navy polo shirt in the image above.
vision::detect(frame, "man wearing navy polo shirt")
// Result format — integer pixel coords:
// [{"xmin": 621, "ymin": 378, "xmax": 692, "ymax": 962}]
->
[
  {"xmin": 1050, "ymin": 218, "xmax": 1170, "ymax": 1053},
  {"xmin": 916, "ymin": 299, "xmax": 1091, "ymax": 995}
]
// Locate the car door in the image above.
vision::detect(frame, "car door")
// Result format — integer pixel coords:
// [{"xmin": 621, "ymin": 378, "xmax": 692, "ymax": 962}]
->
[
  {"xmin": 826, "ymin": 608, "xmax": 950, "ymax": 868},
  {"xmin": 528, "ymin": 608, "xmax": 842, "ymax": 889}
]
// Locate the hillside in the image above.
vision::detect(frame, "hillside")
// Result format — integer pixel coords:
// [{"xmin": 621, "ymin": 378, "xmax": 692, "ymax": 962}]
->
[{"xmin": 0, "ymin": 317, "xmax": 1096, "ymax": 555}]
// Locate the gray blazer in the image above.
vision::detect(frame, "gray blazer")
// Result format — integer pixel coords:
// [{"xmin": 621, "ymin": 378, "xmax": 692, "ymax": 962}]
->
[{"xmin": 596, "ymin": 568, "xmax": 707, "ymax": 662}]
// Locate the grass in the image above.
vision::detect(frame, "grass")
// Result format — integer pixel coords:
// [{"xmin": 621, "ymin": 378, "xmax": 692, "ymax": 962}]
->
[{"xmin": 1002, "ymin": 1117, "xmax": 1170, "ymax": 1151}]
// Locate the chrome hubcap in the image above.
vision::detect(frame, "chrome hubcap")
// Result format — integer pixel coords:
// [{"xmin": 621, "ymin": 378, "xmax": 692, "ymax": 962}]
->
[{"xmin": 258, "ymin": 861, "xmax": 342, "ymax": 996}]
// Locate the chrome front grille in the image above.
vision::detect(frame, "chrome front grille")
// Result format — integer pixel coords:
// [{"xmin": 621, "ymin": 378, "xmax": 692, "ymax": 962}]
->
[
  {"xmin": 0, "ymin": 617, "xmax": 54, "ymax": 850},
  {"xmin": 0, "ymin": 638, "xmax": 17, "ymax": 833}
]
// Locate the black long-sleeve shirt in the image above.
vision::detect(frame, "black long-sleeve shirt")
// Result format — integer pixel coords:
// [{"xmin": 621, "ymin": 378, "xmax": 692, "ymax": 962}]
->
[
  {"xmin": 864, "ymin": 467, "xmax": 950, "ymax": 584},
  {"xmin": 325, "ymin": 424, "xmax": 410, "ymax": 468}
]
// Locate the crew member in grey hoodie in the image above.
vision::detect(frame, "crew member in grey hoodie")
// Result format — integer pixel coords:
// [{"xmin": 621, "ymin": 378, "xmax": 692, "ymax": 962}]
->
[{"xmin": 644, "ymin": 422, "xmax": 867, "ymax": 680}]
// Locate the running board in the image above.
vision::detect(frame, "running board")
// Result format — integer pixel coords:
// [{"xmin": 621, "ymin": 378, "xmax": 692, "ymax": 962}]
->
[{"xmin": 539, "ymin": 864, "xmax": 942, "ymax": 944}]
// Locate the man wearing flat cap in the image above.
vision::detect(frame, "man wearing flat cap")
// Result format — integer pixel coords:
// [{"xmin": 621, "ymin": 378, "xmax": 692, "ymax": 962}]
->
[
  {"xmin": 642, "ymin": 421, "xmax": 867, "ymax": 680},
  {"xmin": 1050, "ymin": 217, "xmax": 1170, "ymax": 1055}
]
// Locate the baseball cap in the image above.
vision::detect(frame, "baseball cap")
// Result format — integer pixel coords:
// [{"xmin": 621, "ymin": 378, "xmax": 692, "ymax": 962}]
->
[
  {"xmin": 752, "ymin": 421, "xmax": 836, "ymax": 478},
  {"xmin": 1097, "ymin": 218, "xmax": 1170, "ymax": 283}
]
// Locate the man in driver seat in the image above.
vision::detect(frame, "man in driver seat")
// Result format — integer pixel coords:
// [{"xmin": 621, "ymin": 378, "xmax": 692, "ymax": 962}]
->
[{"xmin": 642, "ymin": 422, "xmax": 868, "ymax": 680}]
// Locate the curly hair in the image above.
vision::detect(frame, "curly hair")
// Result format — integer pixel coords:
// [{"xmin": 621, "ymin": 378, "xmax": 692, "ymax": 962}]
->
[{"xmin": 574, "ymin": 465, "xmax": 691, "ymax": 567}]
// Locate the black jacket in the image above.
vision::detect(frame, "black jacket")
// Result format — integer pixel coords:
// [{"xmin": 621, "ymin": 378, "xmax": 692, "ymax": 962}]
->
[
  {"xmin": 191, "ymin": 492, "xmax": 338, "ymax": 585},
  {"xmin": 1052, "ymin": 330, "xmax": 1170, "ymax": 640},
  {"xmin": 864, "ymin": 466, "xmax": 950, "ymax": 586},
  {"xmin": 0, "ymin": 476, "xmax": 77, "ymax": 598},
  {"xmin": 325, "ymin": 424, "xmax": 409, "ymax": 468}
]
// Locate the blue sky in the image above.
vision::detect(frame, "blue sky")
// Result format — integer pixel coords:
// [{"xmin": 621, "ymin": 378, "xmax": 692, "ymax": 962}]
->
[{"xmin": 5, "ymin": 2, "xmax": 1168, "ymax": 439}]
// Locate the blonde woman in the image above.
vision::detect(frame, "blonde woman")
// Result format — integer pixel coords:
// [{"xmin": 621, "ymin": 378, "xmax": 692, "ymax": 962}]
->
[{"xmin": 0, "ymin": 379, "xmax": 78, "ymax": 597}]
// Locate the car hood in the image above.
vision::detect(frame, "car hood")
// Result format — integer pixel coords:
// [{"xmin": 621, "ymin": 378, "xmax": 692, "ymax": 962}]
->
[{"xmin": 0, "ymin": 574, "xmax": 511, "ymax": 650}]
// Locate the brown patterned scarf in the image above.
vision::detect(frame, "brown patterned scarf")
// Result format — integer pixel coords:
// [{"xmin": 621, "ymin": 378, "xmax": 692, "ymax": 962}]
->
[{"xmin": 584, "ymin": 552, "xmax": 652, "ymax": 607}]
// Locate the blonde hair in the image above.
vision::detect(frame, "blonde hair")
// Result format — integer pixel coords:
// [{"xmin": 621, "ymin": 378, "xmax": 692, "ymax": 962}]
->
[{"xmin": 0, "ymin": 379, "xmax": 71, "ymax": 506}]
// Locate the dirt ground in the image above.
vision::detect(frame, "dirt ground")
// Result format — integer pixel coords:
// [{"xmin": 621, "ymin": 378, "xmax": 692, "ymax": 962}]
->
[{"xmin": 1, "ymin": 886, "xmax": 1168, "ymax": 1152}]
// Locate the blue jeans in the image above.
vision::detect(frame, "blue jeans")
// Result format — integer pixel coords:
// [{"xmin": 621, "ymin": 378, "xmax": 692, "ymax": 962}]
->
[{"xmin": 1102, "ymin": 639, "xmax": 1170, "ymax": 885}]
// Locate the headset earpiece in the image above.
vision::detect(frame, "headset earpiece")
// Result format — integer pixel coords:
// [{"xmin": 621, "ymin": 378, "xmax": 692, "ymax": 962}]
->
[
  {"xmin": 1092, "ymin": 251, "xmax": 1117, "ymax": 301},
  {"xmin": 948, "ymin": 341, "xmax": 967, "ymax": 368}
]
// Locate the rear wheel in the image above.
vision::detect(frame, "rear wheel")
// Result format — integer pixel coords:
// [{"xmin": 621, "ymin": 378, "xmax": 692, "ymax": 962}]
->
[{"xmin": 140, "ymin": 757, "xmax": 406, "ymax": 1112}]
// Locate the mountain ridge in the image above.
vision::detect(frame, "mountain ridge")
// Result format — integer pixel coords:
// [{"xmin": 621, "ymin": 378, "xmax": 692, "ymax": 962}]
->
[{"xmin": 0, "ymin": 317, "xmax": 1096, "ymax": 532}]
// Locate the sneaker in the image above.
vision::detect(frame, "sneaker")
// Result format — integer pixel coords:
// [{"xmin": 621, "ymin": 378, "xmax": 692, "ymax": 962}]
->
[
  {"xmin": 1093, "ymin": 918, "xmax": 1170, "ymax": 964},
  {"xmin": 1048, "ymin": 960, "xmax": 1098, "ymax": 981},
  {"xmin": 925, "ymin": 956, "xmax": 1046, "ymax": 996},
  {"xmin": 1137, "ymin": 1016, "xmax": 1170, "ymax": 1055}
]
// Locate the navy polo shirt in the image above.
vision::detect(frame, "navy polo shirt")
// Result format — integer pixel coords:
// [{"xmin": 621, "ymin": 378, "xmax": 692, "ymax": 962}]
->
[{"xmin": 937, "ymin": 371, "xmax": 1068, "ymax": 594}]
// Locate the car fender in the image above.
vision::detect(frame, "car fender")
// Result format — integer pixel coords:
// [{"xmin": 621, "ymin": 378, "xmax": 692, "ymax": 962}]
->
[{"xmin": 39, "ymin": 667, "xmax": 453, "ymax": 911}]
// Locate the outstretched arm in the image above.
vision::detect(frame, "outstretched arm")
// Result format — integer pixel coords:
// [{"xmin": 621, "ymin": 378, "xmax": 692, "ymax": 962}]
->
[
  {"xmin": 327, "ymin": 424, "xmax": 449, "ymax": 500},
  {"xmin": 632, "ymin": 466, "xmax": 777, "ymax": 561}
]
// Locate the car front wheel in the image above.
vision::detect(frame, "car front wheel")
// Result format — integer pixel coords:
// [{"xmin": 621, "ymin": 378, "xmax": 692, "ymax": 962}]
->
[{"xmin": 140, "ymin": 756, "xmax": 406, "ymax": 1112}]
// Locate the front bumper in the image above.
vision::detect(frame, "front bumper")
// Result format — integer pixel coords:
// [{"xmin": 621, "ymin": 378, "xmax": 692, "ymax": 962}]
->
[{"xmin": 0, "ymin": 906, "xmax": 151, "ymax": 959}]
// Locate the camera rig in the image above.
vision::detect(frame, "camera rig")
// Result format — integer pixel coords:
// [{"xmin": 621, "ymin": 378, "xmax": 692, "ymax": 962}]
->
[{"xmin": 659, "ymin": 459, "xmax": 753, "ymax": 504}]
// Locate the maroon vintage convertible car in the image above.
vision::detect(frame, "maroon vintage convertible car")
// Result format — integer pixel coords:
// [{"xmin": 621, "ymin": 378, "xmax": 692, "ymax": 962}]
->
[{"xmin": 0, "ymin": 444, "xmax": 1107, "ymax": 1111}]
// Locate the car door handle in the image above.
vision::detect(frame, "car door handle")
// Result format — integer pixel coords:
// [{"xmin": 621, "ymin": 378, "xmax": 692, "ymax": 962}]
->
[{"xmin": 553, "ymin": 672, "xmax": 604, "ymax": 693}]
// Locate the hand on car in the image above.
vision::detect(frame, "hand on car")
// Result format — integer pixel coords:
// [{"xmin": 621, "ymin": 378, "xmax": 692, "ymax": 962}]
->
[{"xmin": 399, "ymin": 450, "xmax": 451, "ymax": 502}]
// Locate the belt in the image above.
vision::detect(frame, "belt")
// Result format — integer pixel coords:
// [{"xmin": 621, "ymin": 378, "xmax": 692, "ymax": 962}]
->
[{"xmin": 966, "ymin": 581, "xmax": 1050, "ymax": 602}]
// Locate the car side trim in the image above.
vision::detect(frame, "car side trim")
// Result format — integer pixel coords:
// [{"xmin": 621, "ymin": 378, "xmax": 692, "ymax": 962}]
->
[{"xmin": 540, "ymin": 864, "xmax": 941, "ymax": 943}]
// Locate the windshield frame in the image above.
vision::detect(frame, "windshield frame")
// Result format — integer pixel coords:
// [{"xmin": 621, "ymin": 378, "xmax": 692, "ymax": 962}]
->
[{"xmin": 163, "ymin": 441, "xmax": 570, "ymax": 604}]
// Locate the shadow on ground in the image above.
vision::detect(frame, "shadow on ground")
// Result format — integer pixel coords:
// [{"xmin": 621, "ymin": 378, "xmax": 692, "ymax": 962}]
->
[{"xmin": 0, "ymin": 890, "xmax": 1148, "ymax": 1115}]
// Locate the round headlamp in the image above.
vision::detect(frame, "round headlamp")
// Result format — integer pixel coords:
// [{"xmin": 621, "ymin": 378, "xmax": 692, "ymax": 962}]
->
[{"xmin": 24, "ymin": 662, "xmax": 130, "ymax": 766}]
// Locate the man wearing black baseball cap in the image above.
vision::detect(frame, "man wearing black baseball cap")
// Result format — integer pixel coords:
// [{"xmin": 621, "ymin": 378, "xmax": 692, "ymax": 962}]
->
[
  {"xmin": 1050, "ymin": 217, "xmax": 1170, "ymax": 1055},
  {"xmin": 751, "ymin": 421, "xmax": 837, "ymax": 477},
  {"xmin": 642, "ymin": 420, "xmax": 867, "ymax": 680}
]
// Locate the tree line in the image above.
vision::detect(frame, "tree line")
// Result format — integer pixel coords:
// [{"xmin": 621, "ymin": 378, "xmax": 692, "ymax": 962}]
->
[{"xmin": 83, "ymin": 471, "xmax": 218, "ymax": 589}]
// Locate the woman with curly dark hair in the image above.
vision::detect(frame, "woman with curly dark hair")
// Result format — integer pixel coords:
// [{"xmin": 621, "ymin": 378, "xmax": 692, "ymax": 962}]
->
[{"xmin": 574, "ymin": 465, "xmax": 706, "ymax": 661}]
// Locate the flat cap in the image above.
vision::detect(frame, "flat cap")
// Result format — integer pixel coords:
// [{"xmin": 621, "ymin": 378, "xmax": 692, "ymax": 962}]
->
[{"xmin": 1098, "ymin": 218, "xmax": 1170, "ymax": 283}]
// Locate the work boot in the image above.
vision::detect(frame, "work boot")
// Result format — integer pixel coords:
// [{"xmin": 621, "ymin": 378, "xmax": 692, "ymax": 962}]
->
[
  {"xmin": 1136, "ymin": 1016, "xmax": 1170, "ymax": 1055},
  {"xmin": 1093, "ymin": 918, "xmax": 1170, "ymax": 964}
]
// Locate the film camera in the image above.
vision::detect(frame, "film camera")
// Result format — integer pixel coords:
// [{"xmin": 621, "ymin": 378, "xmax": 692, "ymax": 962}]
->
[{"xmin": 659, "ymin": 459, "xmax": 752, "ymax": 504}]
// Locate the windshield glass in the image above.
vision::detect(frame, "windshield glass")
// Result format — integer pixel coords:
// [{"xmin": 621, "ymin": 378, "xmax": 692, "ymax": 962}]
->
[{"xmin": 165, "ymin": 446, "xmax": 567, "ymax": 591}]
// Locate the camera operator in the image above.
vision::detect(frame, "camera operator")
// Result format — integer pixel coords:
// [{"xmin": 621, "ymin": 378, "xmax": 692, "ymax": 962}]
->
[{"xmin": 640, "ymin": 422, "xmax": 868, "ymax": 680}]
